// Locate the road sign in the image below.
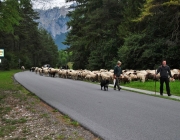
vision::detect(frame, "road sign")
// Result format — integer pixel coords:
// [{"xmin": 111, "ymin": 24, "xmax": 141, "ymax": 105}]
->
[{"xmin": 0, "ymin": 49, "xmax": 4, "ymax": 57}]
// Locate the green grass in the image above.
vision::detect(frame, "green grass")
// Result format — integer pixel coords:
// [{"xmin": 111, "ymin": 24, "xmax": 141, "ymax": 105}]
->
[
  {"xmin": 0, "ymin": 125, "xmax": 16, "ymax": 137},
  {"xmin": 0, "ymin": 69, "xmax": 21, "ymax": 91},
  {"xmin": 0, "ymin": 70, "xmax": 31, "ymax": 138},
  {"xmin": 63, "ymin": 115, "xmax": 80, "ymax": 127},
  {"xmin": 121, "ymin": 80, "xmax": 180, "ymax": 96}
]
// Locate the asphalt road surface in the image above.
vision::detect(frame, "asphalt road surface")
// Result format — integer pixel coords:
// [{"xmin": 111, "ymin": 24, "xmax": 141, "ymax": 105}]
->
[{"xmin": 14, "ymin": 71, "xmax": 180, "ymax": 140}]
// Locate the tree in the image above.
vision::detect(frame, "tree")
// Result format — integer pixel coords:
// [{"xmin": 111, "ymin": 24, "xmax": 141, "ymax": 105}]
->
[
  {"xmin": 118, "ymin": 0, "xmax": 180, "ymax": 69},
  {"xmin": 65, "ymin": 0, "xmax": 124, "ymax": 70},
  {"xmin": 0, "ymin": 0, "xmax": 21, "ymax": 33},
  {"xmin": 0, "ymin": 0, "xmax": 59, "ymax": 70}
]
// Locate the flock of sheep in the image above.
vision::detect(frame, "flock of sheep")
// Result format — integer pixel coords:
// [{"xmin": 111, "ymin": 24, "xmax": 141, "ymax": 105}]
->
[{"xmin": 29, "ymin": 66, "xmax": 180, "ymax": 84}]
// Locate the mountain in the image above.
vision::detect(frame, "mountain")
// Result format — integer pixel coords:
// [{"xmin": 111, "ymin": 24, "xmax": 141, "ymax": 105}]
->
[{"xmin": 31, "ymin": 0, "xmax": 77, "ymax": 50}]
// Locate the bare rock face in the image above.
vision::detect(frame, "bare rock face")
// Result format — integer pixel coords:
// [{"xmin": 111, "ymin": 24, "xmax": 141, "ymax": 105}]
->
[
  {"xmin": 31, "ymin": 0, "xmax": 77, "ymax": 49},
  {"xmin": 35, "ymin": 7, "xmax": 69, "ymax": 38}
]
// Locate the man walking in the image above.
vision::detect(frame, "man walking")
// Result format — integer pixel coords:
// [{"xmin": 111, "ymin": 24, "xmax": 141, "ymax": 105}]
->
[
  {"xmin": 114, "ymin": 61, "xmax": 122, "ymax": 91},
  {"xmin": 156, "ymin": 60, "xmax": 172, "ymax": 96}
]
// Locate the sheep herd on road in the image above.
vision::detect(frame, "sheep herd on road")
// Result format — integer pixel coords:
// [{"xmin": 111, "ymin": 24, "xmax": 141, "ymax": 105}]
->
[{"xmin": 29, "ymin": 66, "xmax": 180, "ymax": 84}]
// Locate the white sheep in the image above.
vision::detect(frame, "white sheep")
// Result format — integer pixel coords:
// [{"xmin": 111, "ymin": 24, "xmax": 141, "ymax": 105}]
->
[
  {"xmin": 21, "ymin": 66, "xmax": 25, "ymax": 71},
  {"xmin": 128, "ymin": 73, "xmax": 138, "ymax": 81},
  {"xmin": 100, "ymin": 72, "xmax": 111, "ymax": 81},
  {"xmin": 61, "ymin": 69, "xmax": 68, "ymax": 78},
  {"xmin": 85, "ymin": 72, "xmax": 98, "ymax": 82},
  {"xmin": 42, "ymin": 67, "xmax": 49, "ymax": 76},
  {"xmin": 100, "ymin": 69, "xmax": 108, "ymax": 72},
  {"xmin": 120, "ymin": 74, "xmax": 131, "ymax": 84},
  {"xmin": 81, "ymin": 70, "xmax": 91, "ymax": 80},
  {"xmin": 136, "ymin": 73, "xmax": 146, "ymax": 83}
]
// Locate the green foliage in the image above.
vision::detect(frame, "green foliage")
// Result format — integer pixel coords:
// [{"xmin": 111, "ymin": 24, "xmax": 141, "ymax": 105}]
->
[
  {"xmin": 65, "ymin": 0, "xmax": 124, "ymax": 70},
  {"xmin": 65, "ymin": 0, "xmax": 180, "ymax": 70},
  {"xmin": 0, "ymin": 0, "xmax": 59, "ymax": 69},
  {"xmin": 118, "ymin": 33, "xmax": 167, "ymax": 69},
  {"xmin": 57, "ymin": 50, "xmax": 72, "ymax": 68},
  {"xmin": 118, "ymin": 0, "xmax": 180, "ymax": 69},
  {"xmin": 0, "ymin": 0, "xmax": 22, "ymax": 33},
  {"xmin": 118, "ymin": 0, "xmax": 145, "ymax": 38},
  {"xmin": 1, "ymin": 0, "xmax": 179, "ymax": 70}
]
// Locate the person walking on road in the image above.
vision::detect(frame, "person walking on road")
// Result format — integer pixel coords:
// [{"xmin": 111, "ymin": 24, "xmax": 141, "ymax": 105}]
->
[
  {"xmin": 114, "ymin": 61, "xmax": 122, "ymax": 91},
  {"xmin": 156, "ymin": 60, "xmax": 173, "ymax": 96}
]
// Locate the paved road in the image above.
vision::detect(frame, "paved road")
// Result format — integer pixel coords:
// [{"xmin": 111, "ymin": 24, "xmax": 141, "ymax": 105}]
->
[{"xmin": 14, "ymin": 71, "xmax": 180, "ymax": 140}]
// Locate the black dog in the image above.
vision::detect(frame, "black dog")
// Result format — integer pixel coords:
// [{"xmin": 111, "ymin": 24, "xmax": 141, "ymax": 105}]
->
[{"xmin": 100, "ymin": 80, "xmax": 109, "ymax": 91}]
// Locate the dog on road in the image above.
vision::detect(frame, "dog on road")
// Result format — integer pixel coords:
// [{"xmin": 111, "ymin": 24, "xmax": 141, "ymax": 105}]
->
[{"xmin": 100, "ymin": 79, "xmax": 109, "ymax": 91}]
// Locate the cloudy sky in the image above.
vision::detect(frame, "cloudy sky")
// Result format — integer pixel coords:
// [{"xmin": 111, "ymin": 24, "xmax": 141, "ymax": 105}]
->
[{"xmin": 31, "ymin": 0, "xmax": 75, "ymax": 10}]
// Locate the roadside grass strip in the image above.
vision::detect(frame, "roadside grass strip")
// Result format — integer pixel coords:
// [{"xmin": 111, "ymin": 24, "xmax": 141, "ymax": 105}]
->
[{"xmin": 121, "ymin": 80, "xmax": 180, "ymax": 96}]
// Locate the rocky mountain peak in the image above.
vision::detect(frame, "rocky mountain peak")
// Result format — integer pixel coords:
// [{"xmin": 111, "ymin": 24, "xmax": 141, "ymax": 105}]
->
[{"xmin": 31, "ymin": 0, "xmax": 77, "ymax": 49}]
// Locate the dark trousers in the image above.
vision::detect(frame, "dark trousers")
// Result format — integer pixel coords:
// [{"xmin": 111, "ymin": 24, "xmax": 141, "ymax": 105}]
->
[
  {"xmin": 114, "ymin": 77, "xmax": 120, "ymax": 89},
  {"xmin": 160, "ymin": 77, "xmax": 170, "ymax": 95}
]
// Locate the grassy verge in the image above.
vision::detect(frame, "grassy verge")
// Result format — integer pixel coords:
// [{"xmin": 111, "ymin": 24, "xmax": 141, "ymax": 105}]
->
[
  {"xmin": 0, "ymin": 70, "xmax": 21, "ymax": 91},
  {"xmin": 121, "ymin": 80, "xmax": 180, "ymax": 96}
]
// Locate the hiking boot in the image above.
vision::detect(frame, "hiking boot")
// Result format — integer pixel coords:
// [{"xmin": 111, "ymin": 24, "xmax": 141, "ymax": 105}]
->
[
  {"xmin": 118, "ymin": 87, "xmax": 121, "ymax": 91},
  {"xmin": 168, "ymin": 94, "xmax": 172, "ymax": 96}
]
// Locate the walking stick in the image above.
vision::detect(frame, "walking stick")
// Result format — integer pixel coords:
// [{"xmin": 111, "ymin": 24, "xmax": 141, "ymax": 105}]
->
[{"xmin": 155, "ymin": 68, "xmax": 156, "ymax": 95}]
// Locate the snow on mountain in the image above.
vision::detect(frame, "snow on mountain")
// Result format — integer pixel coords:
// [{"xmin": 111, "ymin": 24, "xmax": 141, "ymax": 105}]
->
[{"xmin": 31, "ymin": 0, "xmax": 76, "ymax": 10}]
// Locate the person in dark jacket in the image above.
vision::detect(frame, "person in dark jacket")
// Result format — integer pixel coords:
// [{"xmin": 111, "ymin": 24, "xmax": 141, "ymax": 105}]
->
[
  {"xmin": 114, "ymin": 61, "xmax": 122, "ymax": 90},
  {"xmin": 156, "ymin": 60, "xmax": 172, "ymax": 96}
]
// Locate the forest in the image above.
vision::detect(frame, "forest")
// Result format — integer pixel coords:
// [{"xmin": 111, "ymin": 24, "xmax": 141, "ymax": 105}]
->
[
  {"xmin": 0, "ymin": 0, "xmax": 180, "ymax": 70},
  {"xmin": 0, "ymin": 0, "xmax": 59, "ymax": 70},
  {"xmin": 64, "ymin": 0, "xmax": 180, "ymax": 70}
]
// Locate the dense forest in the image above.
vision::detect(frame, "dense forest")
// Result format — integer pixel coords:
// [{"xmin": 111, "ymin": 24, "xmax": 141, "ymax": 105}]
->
[
  {"xmin": 64, "ymin": 0, "xmax": 180, "ymax": 70},
  {"xmin": 1, "ymin": 0, "xmax": 180, "ymax": 71},
  {"xmin": 0, "ymin": 0, "xmax": 59, "ymax": 70}
]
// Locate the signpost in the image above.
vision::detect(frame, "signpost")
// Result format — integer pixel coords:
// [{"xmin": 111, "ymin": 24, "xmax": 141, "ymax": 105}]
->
[
  {"xmin": 0, "ymin": 49, "xmax": 4, "ymax": 64},
  {"xmin": 0, "ymin": 49, "xmax": 4, "ymax": 57},
  {"xmin": 19, "ymin": 58, "xmax": 21, "ymax": 69}
]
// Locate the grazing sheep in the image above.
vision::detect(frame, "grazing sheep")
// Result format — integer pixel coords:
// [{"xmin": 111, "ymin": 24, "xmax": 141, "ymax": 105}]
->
[
  {"xmin": 31, "ymin": 67, "xmax": 179, "ymax": 89},
  {"xmin": 128, "ymin": 73, "xmax": 138, "ymax": 81},
  {"xmin": 38, "ymin": 68, "xmax": 43, "ymax": 76},
  {"xmin": 173, "ymin": 74, "xmax": 179, "ymax": 80},
  {"xmin": 81, "ymin": 70, "xmax": 91, "ymax": 80},
  {"xmin": 30, "ymin": 67, "xmax": 35, "ymax": 72},
  {"xmin": 85, "ymin": 72, "xmax": 98, "ymax": 82},
  {"xmin": 119, "ymin": 74, "xmax": 131, "ymax": 84},
  {"xmin": 58, "ymin": 69, "xmax": 62, "ymax": 78},
  {"xmin": 136, "ymin": 73, "xmax": 146, "ymax": 83},
  {"xmin": 68, "ymin": 70, "xmax": 79, "ymax": 80},
  {"xmin": 146, "ymin": 72, "xmax": 156, "ymax": 81},
  {"xmin": 49, "ymin": 68, "xmax": 58, "ymax": 77},
  {"xmin": 169, "ymin": 77, "xmax": 175, "ymax": 82},
  {"xmin": 42, "ymin": 67, "xmax": 49, "ymax": 76},
  {"xmin": 109, "ymin": 69, "xmax": 114, "ymax": 73},
  {"xmin": 21, "ymin": 66, "xmax": 25, "ymax": 71},
  {"xmin": 100, "ymin": 69, "xmax": 108, "ymax": 72},
  {"xmin": 100, "ymin": 72, "xmax": 114, "ymax": 83},
  {"xmin": 75, "ymin": 70, "xmax": 83, "ymax": 80},
  {"xmin": 34, "ymin": 67, "xmax": 39, "ymax": 74},
  {"xmin": 100, "ymin": 72, "xmax": 111, "ymax": 81},
  {"xmin": 61, "ymin": 69, "xmax": 68, "ymax": 78}
]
